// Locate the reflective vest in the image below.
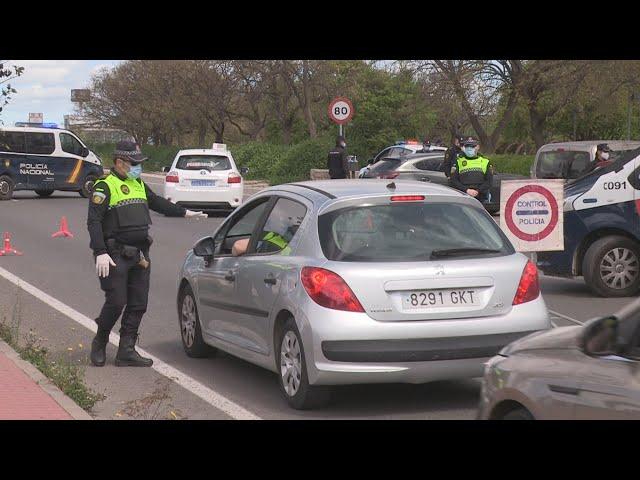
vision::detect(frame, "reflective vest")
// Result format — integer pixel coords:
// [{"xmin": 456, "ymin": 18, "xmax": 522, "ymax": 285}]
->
[
  {"xmin": 455, "ymin": 155, "xmax": 490, "ymax": 186},
  {"xmin": 262, "ymin": 231, "xmax": 291, "ymax": 255},
  {"xmin": 94, "ymin": 173, "xmax": 152, "ymax": 235}
]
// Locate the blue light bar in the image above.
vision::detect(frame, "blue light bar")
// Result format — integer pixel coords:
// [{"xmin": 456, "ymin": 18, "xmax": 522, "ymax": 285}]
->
[{"xmin": 14, "ymin": 122, "xmax": 59, "ymax": 128}]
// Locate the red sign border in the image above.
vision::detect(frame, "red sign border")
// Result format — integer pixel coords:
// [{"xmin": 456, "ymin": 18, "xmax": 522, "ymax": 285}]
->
[
  {"xmin": 328, "ymin": 97, "xmax": 354, "ymax": 125},
  {"xmin": 504, "ymin": 184, "xmax": 559, "ymax": 242}
]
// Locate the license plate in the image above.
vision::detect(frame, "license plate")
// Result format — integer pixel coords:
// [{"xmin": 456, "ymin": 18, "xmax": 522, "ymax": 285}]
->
[
  {"xmin": 191, "ymin": 180, "xmax": 215, "ymax": 187},
  {"xmin": 402, "ymin": 289, "xmax": 479, "ymax": 309}
]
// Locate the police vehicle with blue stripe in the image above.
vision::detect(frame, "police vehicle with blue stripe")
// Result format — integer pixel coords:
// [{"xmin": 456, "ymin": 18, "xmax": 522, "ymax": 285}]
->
[
  {"xmin": 537, "ymin": 147, "xmax": 640, "ymax": 297},
  {"xmin": 0, "ymin": 123, "xmax": 103, "ymax": 200}
]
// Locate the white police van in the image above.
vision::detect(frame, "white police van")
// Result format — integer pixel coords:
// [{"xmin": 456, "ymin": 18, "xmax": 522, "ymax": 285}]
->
[
  {"xmin": 537, "ymin": 147, "xmax": 640, "ymax": 297},
  {"xmin": 0, "ymin": 123, "xmax": 103, "ymax": 200}
]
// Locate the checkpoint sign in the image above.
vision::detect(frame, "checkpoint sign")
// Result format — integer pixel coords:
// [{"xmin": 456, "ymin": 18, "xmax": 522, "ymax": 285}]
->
[
  {"xmin": 328, "ymin": 97, "xmax": 354, "ymax": 125},
  {"xmin": 500, "ymin": 180, "xmax": 564, "ymax": 252}
]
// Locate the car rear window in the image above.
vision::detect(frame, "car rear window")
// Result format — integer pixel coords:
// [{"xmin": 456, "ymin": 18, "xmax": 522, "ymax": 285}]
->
[
  {"xmin": 368, "ymin": 158, "xmax": 402, "ymax": 174},
  {"xmin": 176, "ymin": 155, "xmax": 231, "ymax": 171},
  {"xmin": 318, "ymin": 202, "xmax": 513, "ymax": 262}
]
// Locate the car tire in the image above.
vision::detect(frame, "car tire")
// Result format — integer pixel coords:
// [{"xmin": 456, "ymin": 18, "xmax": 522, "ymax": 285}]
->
[
  {"xmin": 35, "ymin": 189, "xmax": 54, "ymax": 197},
  {"xmin": 583, "ymin": 236, "xmax": 640, "ymax": 297},
  {"xmin": 501, "ymin": 408, "xmax": 534, "ymax": 420},
  {"xmin": 0, "ymin": 175, "xmax": 15, "ymax": 200},
  {"xmin": 178, "ymin": 284, "xmax": 217, "ymax": 358},
  {"xmin": 79, "ymin": 174, "xmax": 98, "ymax": 198},
  {"xmin": 275, "ymin": 317, "xmax": 331, "ymax": 410}
]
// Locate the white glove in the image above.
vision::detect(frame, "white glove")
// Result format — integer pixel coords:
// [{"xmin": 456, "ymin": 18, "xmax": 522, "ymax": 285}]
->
[
  {"xmin": 96, "ymin": 253, "xmax": 116, "ymax": 278},
  {"xmin": 185, "ymin": 210, "xmax": 208, "ymax": 219}
]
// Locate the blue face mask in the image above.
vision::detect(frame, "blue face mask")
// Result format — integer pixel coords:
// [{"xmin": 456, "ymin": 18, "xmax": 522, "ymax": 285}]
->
[
  {"xmin": 127, "ymin": 164, "xmax": 142, "ymax": 179},
  {"xmin": 464, "ymin": 146, "xmax": 477, "ymax": 157}
]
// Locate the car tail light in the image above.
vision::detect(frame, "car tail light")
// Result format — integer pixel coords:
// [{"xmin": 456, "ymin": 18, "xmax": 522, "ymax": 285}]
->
[
  {"xmin": 378, "ymin": 172, "xmax": 399, "ymax": 179},
  {"xmin": 301, "ymin": 267, "xmax": 365, "ymax": 313},
  {"xmin": 165, "ymin": 171, "xmax": 179, "ymax": 183},
  {"xmin": 513, "ymin": 260, "xmax": 540, "ymax": 305},
  {"xmin": 228, "ymin": 173, "xmax": 242, "ymax": 184},
  {"xmin": 390, "ymin": 195, "xmax": 425, "ymax": 202}
]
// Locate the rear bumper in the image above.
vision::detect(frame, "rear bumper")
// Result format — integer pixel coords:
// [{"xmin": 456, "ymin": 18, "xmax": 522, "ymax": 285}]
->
[
  {"xmin": 321, "ymin": 331, "xmax": 538, "ymax": 363},
  {"xmin": 297, "ymin": 295, "xmax": 551, "ymax": 385},
  {"xmin": 164, "ymin": 183, "xmax": 243, "ymax": 209}
]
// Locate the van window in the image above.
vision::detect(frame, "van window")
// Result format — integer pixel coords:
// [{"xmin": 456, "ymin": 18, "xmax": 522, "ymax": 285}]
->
[
  {"xmin": 537, "ymin": 150, "xmax": 590, "ymax": 179},
  {"xmin": 25, "ymin": 132, "xmax": 55, "ymax": 155},
  {"xmin": 60, "ymin": 132, "xmax": 85, "ymax": 156},
  {"xmin": 0, "ymin": 131, "xmax": 26, "ymax": 153}
]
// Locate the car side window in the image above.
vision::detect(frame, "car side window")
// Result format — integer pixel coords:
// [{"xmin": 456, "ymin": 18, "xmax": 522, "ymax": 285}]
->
[
  {"xmin": 375, "ymin": 148, "xmax": 391, "ymax": 162},
  {"xmin": 60, "ymin": 133, "xmax": 85, "ymax": 157},
  {"xmin": 253, "ymin": 198, "xmax": 307, "ymax": 255},
  {"xmin": 215, "ymin": 198, "xmax": 271, "ymax": 256}
]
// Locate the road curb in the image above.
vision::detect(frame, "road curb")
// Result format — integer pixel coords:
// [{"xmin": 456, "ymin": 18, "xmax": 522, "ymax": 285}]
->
[{"xmin": 0, "ymin": 340, "xmax": 93, "ymax": 420}]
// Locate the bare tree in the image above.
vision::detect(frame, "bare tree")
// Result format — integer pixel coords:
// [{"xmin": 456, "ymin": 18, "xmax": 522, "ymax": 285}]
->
[{"xmin": 0, "ymin": 61, "xmax": 24, "ymax": 120}]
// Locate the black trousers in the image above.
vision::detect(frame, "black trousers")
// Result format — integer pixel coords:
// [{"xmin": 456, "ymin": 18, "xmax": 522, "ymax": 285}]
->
[{"xmin": 95, "ymin": 249, "xmax": 150, "ymax": 337}]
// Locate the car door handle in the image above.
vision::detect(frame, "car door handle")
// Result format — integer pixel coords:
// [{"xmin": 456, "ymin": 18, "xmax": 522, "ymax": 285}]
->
[
  {"xmin": 263, "ymin": 276, "xmax": 277, "ymax": 285},
  {"xmin": 224, "ymin": 271, "xmax": 236, "ymax": 282},
  {"xmin": 549, "ymin": 385, "xmax": 580, "ymax": 395},
  {"xmin": 420, "ymin": 177, "xmax": 430, "ymax": 182}
]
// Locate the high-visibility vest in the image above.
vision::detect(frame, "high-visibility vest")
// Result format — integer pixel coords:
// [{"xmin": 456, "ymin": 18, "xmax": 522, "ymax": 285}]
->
[
  {"xmin": 93, "ymin": 173, "xmax": 151, "ymax": 235},
  {"xmin": 262, "ymin": 231, "xmax": 291, "ymax": 255},
  {"xmin": 455, "ymin": 155, "xmax": 490, "ymax": 186}
]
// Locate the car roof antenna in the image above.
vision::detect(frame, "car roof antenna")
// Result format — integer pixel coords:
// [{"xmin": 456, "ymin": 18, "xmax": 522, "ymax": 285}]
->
[{"xmin": 386, "ymin": 182, "xmax": 396, "ymax": 190}]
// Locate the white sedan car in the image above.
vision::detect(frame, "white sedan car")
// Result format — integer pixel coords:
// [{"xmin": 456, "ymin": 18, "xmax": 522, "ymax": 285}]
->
[{"xmin": 163, "ymin": 145, "xmax": 247, "ymax": 213}]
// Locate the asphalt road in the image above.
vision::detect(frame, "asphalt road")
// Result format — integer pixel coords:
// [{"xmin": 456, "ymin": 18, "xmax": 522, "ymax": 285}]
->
[{"xmin": 0, "ymin": 180, "xmax": 633, "ymax": 419}]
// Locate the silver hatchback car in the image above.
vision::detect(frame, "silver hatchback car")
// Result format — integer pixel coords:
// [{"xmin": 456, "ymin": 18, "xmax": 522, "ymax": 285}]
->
[{"xmin": 176, "ymin": 180, "xmax": 551, "ymax": 409}]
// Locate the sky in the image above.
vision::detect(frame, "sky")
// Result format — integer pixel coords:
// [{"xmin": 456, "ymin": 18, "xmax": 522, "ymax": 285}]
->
[{"xmin": 1, "ymin": 60, "xmax": 122, "ymax": 126}]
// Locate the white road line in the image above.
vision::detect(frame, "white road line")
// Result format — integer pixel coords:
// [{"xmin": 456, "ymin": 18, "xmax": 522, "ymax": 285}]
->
[
  {"xmin": 0, "ymin": 265, "xmax": 262, "ymax": 420},
  {"xmin": 548, "ymin": 309, "xmax": 584, "ymax": 325}
]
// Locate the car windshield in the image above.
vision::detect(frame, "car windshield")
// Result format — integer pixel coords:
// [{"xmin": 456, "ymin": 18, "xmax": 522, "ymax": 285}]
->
[
  {"xmin": 176, "ymin": 155, "xmax": 231, "ymax": 171},
  {"xmin": 368, "ymin": 158, "xmax": 402, "ymax": 174},
  {"xmin": 318, "ymin": 202, "xmax": 513, "ymax": 262}
]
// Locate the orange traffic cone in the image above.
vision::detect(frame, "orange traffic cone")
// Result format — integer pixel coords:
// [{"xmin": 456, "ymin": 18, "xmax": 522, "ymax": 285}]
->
[
  {"xmin": 52, "ymin": 216, "xmax": 74, "ymax": 238},
  {"xmin": 0, "ymin": 232, "xmax": 23, "ymax": 256}
]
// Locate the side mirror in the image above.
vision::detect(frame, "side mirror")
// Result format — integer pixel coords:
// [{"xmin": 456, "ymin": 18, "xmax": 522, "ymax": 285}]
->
[
  {"xmin": 162, "ymin": 166, "xmax": 172, "ymax": 173},
  {"xmin": 193, "ymin": 237, "xmax": 215, "ymax": 264},
  {"xmin": 81, "ymin": 147, "xmax": 90, "ymax": 158},
  {"xmin": 240, "ymin": 167, "xmax": 249, "ymax": 175},
  {"xmin": 579, "ymin": 316, "xmax": 619, "ymax": 357}
]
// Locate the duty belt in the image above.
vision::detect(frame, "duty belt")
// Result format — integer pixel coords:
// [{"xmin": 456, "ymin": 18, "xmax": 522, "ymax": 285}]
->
[{"xmin": 105, "ymin": 238, "xmax": 150, "ymax": 269}]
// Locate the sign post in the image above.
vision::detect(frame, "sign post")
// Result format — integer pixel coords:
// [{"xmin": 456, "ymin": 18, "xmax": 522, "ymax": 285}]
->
[
  {"xmin": 500, "ymin": 179, "xmax": 564, "ymax": 252},
  {"xmin": 328, "ymin": 97, "xmax": 355, "ymax": 177}
]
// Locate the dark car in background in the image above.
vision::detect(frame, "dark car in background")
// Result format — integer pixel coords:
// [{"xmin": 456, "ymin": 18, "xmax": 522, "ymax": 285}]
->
[{"xmin": 360, "ymin": 153, "xmax": 526, "ymax": 214}]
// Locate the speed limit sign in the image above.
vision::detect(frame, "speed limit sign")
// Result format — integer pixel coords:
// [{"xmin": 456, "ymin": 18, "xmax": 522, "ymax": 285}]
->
[{"xmin": 328, "ymin": 97, "xmax": 354, "ymax": 125}]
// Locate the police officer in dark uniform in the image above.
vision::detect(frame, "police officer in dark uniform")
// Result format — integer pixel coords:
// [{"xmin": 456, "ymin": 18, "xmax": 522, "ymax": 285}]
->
[
  {"xmin": 87, "ymin": 141, "xmax": 208, "ymax": 367},
  {"xmin": 441, "ymin": 133, "xmax": 464, "ymax": 178},
  {"xmin": 449, "ymin": 136, "xmax": 493, "ymax": 202},
  {"xmin": 327, "ymin": 135, "xmax": 348, "ymax": 179}
]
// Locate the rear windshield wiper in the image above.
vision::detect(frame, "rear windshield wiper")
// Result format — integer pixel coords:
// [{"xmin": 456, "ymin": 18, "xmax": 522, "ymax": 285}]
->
[{"xmin": 430, "ymin": 248, "xmax": 502, "ymax": 259}]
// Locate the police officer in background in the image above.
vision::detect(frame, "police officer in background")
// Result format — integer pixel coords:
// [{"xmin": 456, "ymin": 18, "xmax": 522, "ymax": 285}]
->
[
  {"xmin": 442, "ymin": 133, "xmax": 464, "ymax": 178},
  {"xmin": 87, "ymin": 141, "xmax": 208, "ymax": 367},
  {"xmin": 449, "ymin": 136, "xmax": 493, "ymax": 202},
  {"xmin": 328, "ymin": 135, "xmax": 348, "ymax": 179},
  {"xmin": 589, "ymin": 143, "xmax": 613, "ymax": 172}
]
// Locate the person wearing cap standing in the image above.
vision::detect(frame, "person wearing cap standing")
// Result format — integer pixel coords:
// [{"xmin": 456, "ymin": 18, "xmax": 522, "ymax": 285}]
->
[
  {"xmin": 442, "ymin": 133, "xmax": 464, "ymax": 178},
  {"xmin": 328, "ymin": 135, "xmax": 348, "ymax": 179},
  {"xmin": 87, "ymin": 141, "xmax": 208, "ymax": 367},
  {"xmin": 449, "ymin": 136, "xmax": 493, "ymax": 203},
  {"xmin": 589, "ymin": 143, "xmax": 613, "ymax": 172}
]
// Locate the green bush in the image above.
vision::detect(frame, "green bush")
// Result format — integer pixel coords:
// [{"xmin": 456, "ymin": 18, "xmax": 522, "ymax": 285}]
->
[
  {"xmin": 490, "ymin": 154, "xmax": 535, "ymax": 177},
  {"xmin": 88, "ymin": 142, "xmax": 535, "ymax": 184}
]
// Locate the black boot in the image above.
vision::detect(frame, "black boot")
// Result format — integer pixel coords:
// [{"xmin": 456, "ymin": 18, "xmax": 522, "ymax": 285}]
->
[
  {"xmin": 90, "ymin": 329, "xmax": 110, "ymax": 367},
  {"xmin": 115, "ymin": 333, "xmax": 153, "ymax": 367}
]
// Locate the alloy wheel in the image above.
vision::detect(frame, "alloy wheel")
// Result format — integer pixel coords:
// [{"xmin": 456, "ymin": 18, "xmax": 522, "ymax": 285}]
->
[
  {"xmin": 181, "ymin": 295, "xmax": 197, "ymax": 347},
  {"xmin": 280, "ymin": 331, "xmax": 302, "ymax": 397},
  {"xmin": 600, "ymin": 247, "xmax": 639, "ymax": 290}
]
